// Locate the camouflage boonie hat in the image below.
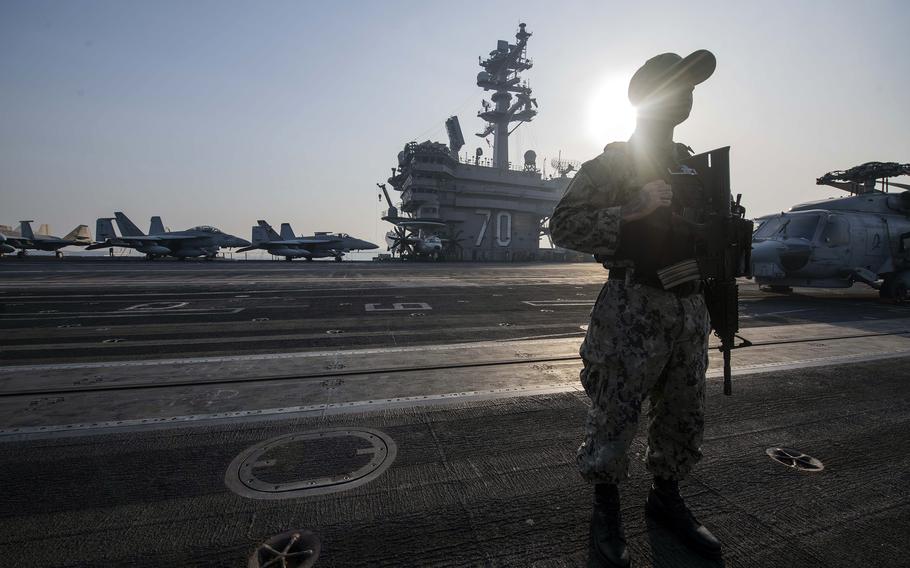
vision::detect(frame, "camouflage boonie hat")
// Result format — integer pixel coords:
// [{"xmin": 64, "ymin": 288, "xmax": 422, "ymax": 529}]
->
[{"xmin": 628, "ymin": 50, "xmax": 716, "ymax": 105}]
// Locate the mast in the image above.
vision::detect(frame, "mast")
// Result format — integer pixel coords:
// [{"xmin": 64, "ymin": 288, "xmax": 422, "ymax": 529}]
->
[{"xmin": 476, "ymin": 23, "xmax": 538, "ymax": 171}]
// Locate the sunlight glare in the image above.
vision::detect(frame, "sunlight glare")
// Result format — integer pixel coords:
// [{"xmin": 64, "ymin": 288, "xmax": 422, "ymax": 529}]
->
[{"xmin": 587, "ymin": 73, "xmax": 637, "ymax": 148}]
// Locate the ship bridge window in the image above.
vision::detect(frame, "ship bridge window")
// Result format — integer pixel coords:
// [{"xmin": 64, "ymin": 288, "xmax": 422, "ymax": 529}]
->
[{"xmin": 821, "ymin": 215, "xmax": 849, "ymax": 246}]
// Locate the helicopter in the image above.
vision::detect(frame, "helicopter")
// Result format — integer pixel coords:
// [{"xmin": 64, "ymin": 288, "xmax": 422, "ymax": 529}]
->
[{"xmin": 750, "ymin": 162, "xmax": 910, "ymax": 299}]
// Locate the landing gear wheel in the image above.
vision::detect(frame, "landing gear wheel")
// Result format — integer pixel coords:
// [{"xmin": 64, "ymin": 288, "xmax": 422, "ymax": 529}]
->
[
  {"xmin": 285, "ymin": 256, "xmax": 293, "ymax": 262},
  {"xmin": 305, "ymin": 257, "xmax": 313, "ymax": 262},
  {"xmin": 334, "ymin": 256, "xmax": 342, "ymax": 262},
  {"xmin": 16, "ymin": 250, "xmax": 25, "ymax": 258},
  {"xmin": 765, "ymin": 285, "xmax": 792, "ymax": 293},
  {"xmin": 55, "ymin": 250, "xmax": 63, "ymax": 259}
]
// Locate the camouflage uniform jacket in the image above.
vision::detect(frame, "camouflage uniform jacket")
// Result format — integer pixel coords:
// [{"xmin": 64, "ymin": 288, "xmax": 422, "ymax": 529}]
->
[{"xmin": 549, "ymin": 140, "xmax": 693, "ymax": 259}]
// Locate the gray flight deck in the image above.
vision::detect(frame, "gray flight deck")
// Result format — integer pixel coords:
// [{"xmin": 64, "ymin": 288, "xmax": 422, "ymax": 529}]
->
[{"xmin": 0, "ymin": 259, "xmax": 908, "ymax": 567}]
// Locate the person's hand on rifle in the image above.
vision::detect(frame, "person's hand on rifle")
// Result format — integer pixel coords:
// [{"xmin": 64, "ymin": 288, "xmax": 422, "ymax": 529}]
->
[{"xmin": 621, "ymin": 180, "xmax": 673, "ymax": 221}]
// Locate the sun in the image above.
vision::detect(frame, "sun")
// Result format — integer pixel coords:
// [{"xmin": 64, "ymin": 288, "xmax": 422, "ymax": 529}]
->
[{"xmin": 587, "ymin": 73, "xmax": 638, "ymax": 148}]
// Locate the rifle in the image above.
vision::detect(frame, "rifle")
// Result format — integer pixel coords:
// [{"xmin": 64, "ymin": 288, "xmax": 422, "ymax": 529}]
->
[{"xmin": 660, "ymin": 147, "xmax": 754, "ymax": 395}]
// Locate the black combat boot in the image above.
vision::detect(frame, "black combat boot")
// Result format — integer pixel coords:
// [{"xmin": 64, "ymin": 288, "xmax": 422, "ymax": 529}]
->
[
  {"xmin": 589, "ymin": 483, "xmax": 630, "ymax": 568},
  {"xmin": 646, "ymin": 477, "xmax": 722, "ymax": 558}
]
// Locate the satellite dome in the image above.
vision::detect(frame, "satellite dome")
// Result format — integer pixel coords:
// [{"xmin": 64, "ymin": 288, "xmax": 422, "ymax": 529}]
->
[
  {"xmin": 524, "ymin": 150, "xmax": 537, "ymax": 166},
  {"xmin": 477, "ymin": 71, "xmax": 491, "ymax": 84}
]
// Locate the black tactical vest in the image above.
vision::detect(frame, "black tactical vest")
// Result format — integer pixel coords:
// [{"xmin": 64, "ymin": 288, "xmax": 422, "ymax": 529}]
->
[{"xmin": 611, "ymin": 142, "xmax": 697, "ymax": 275}]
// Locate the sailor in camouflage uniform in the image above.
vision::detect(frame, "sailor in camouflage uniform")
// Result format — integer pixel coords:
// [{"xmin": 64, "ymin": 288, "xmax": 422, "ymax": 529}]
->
[{"xmin": 550, "ymin": 51, "xmax": 722, "ymax": 567}]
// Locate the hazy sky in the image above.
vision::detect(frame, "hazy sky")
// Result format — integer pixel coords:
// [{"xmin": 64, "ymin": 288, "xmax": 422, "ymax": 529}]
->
[{"xmin": 2, "ymin": 0, "xmax": 908, "ymax": 247}]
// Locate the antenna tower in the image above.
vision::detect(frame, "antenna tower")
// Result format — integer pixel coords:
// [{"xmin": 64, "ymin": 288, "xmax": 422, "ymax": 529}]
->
[{"xmin": 476, "ymin": 23, "xmax": 538, "ymax": 170}]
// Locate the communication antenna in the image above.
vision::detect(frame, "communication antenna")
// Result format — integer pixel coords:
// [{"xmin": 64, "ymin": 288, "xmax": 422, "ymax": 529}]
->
[
  {"xmin": 550, "ymin": 157, "xmax": 580, "ymax": 177},
  {"xmin": 475, "ymin": 23, "xmax": 537, "ymax": 170}
]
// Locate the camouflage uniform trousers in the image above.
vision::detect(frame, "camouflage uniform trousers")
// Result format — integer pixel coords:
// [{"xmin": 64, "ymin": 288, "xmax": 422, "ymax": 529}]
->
[{"xmin": 577, "ymin": 277, "xmax": 710, "ymax": 484}]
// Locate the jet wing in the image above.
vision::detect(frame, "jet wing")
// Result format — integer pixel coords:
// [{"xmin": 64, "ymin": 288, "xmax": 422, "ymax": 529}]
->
[
  {"xmin": 285, "ymin": 238, "xmax": 342, "ymax": 245},
  {"xmin": 122, "ymin": 235, "xmax": 195, "ymax": 244},
  {"xmin": 85, "ymin": 241, "xmax": 114, "ymax": 250},
  {"xmin": 88, "ymin": 235, "xmax": 196, "ymax": 250},
  {"xmin": 142, "ymin": 235, "xmax": 196, "ymax": 242},
  {"xmin": 237, "ymin": 241, "xmax": 319, "ymax": 253}
]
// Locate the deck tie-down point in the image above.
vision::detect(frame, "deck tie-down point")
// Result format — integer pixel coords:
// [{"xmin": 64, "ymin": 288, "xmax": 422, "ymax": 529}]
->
[
  {"xmin": 765, "ymin": 447, "xmax": 824, "ymax": 472},
  {"xmin": 248, "ymin": 530, "xmax": 320, "ymax": 568}
]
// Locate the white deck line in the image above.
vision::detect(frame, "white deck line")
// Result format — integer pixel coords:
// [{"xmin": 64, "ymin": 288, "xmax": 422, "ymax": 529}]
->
[
  {"xmin": 0, "ymin": 336, "xmax": 583, "ymax": 372},
  {"xmin": 3, "ymin": 347, "xmax": 910, "ymax": 440},
  {"xmin": 4, "ymin": 317, "xmax": 910, "ymax": 373}
]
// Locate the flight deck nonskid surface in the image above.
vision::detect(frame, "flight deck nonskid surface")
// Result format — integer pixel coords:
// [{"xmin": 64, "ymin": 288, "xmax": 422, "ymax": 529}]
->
[{"xmin": 0, "ymin": 259, "xmax": 908, "ymax": 567}]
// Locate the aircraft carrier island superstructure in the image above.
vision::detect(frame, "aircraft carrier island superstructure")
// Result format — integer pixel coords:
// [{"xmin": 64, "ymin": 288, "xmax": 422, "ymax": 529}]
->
[{"xmin": 380, "ymin": 24, "xmax": 573, "ymax": 261}]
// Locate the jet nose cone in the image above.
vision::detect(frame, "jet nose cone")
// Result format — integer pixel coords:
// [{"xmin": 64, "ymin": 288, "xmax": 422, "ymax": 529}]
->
[
  {"xmin": 232, "ymin": 237, "xmax": 251, "ymax": 248},
  {"xmin": 362, "ymin": 240, "xmax": 379, "ymax": 250}
]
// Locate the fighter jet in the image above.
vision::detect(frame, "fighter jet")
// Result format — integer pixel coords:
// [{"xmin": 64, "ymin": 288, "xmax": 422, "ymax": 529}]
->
[
  {"xmin": 237, "ymin": 220, "xmax": 378, "ymax": 261},
  {"xmin": 2, "ymin": 221, "xmax": 91, "ymax": 258},
  {"xmin": 751, "ymin": 162, "xmax": 910, "ymax": 299},
  {"xmin": 86, "ymin": 212, "xmax": 249, "ymax": 260}
]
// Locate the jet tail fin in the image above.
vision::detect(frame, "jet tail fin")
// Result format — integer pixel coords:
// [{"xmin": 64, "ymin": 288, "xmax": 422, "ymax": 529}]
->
[
  {"xmin": 19, "ymin": 220, "xmax": 35, "ymax": 240},
  {"xmin": 280, "ymin": 223, "xmax": 296, "ymax": 240},
  {"xmin": 149, "ymin": 216, "xmax": 166, "ymax": 235},
  {"xmin": 64, "ymin": 224, "xmax": 92, "ymax": 243},
  {"xmin": 95, "ymin": 218, "xmax": 118, "ymax": 242},
  {"xmin": 257, "ymin": 220, "xmax": 281, "ymax": 241},
  {"xmin": 115, "ymin": 212, "xmax": 145, "ymax": 237},
  {"xmin": 250, "ymin": 226, "xmax": 270, "ymax": 246}
]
